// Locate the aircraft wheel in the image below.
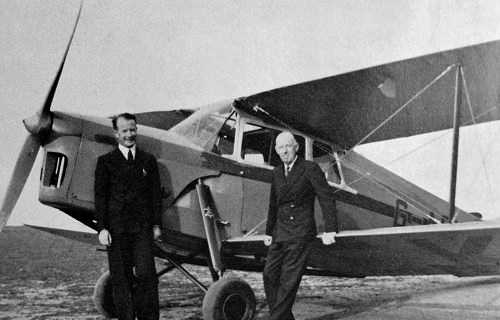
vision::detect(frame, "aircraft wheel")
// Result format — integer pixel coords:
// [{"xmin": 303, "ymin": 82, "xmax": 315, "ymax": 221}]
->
[
  {"xmin": 202, "ymin": 277, "xmax": 256, "ymax": 320},
  {"xmin": 93, "ymin": 271, "xmax": 116, "ymax": 318}
]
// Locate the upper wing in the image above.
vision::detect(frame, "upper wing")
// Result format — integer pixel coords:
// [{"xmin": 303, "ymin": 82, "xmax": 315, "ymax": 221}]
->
[{"xmin": 234, "ymin": 40, "xmax": 500, "ymax": 149}]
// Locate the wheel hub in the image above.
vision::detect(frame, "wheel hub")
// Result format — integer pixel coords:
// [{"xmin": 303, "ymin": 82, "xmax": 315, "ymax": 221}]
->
[{"xmin": 222, "ymin": 293, "xmax": 247, "ymax": 320}]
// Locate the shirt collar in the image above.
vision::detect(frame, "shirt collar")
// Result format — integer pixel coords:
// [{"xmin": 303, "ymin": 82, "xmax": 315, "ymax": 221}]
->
[
  {"xmin": 285, "ymin": 155, "xmax": 298, "ymax": 171},
  {"xmin": 118, "ymin": 144, "xmax": 136, "ymax": 159}
]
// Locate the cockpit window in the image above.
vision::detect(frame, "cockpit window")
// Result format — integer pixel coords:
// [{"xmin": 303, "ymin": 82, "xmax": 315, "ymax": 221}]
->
[
  {"xmin": 241, "ymin": 123, "xmax": 305, "ymax": 166},
  {"xmin": 170, "ymin": 100, "xmax": 235, "ymax": 152},
  {"xmin": 241, "ymin": 123, "xmax": 279, "ymax": 165},
  {"xmin": 213, "ymin": 114, "xmax": 237, "ymax": 156}
]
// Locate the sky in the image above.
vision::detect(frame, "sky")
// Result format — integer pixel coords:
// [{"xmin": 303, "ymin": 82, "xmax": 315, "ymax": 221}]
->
[{"xmin": 2, "ymin": 0, "xmax": 500, "ymax": 231}]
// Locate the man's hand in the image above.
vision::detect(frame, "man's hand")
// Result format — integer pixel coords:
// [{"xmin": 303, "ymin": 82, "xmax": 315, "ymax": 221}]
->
[
  {"xmin": 153, "ymin": 225, "xmax": 161, "ymax": 241},
  {"xmin": 263, "ymin": 235, "xmax": 272, "ymax": 246},
  {"xmin": 98, "ymin": 229, "xmax": 112, "ymax": 246},
  {"xmin": 319, "ymin": 232, "xmax": 336, "ymax": 245}
]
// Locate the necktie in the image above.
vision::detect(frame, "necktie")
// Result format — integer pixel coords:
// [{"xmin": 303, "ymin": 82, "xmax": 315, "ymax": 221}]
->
[
  {"xmin": 285, "ymin": 165, "xmax": 290, "ymax": 178},
  {"xmin": 127, "ymin": 149, "xmax": 134, "ymax": 165}
]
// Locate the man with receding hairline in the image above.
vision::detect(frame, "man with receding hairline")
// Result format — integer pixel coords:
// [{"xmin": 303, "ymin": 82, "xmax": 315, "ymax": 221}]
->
[
  {"xmin": 95, "ymin": 112, "xmax": 162, "ymax": 320},
  {"xmin": 263, "ymin": 131, "xmax": 337, "ymax": 320}
]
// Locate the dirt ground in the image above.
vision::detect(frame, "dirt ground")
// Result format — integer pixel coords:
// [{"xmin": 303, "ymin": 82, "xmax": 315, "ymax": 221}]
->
[{"xmin": 0, "ymin": 226, "xmax": 464, "ymax": 319}]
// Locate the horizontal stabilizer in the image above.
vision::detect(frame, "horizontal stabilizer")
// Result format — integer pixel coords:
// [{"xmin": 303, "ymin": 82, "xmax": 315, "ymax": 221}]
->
[{"xmin": 133, "ymin": 109, "xmax": 194, "ymax": 131}]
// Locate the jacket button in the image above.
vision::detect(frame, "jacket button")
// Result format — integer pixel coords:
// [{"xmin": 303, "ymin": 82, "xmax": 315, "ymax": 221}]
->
[
  {"xmin": 290, "ymin": 216, "xmax": 294, "ymax": 220},
  {"xmin": 290, "ymin": 204, "xmax": 295, "ymax": 208}
]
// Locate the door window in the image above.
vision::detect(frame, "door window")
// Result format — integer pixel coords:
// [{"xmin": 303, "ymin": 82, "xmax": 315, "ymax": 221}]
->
[{"xmin": 240, "ymin": 123, "xmax": 304, "ymax": 166}]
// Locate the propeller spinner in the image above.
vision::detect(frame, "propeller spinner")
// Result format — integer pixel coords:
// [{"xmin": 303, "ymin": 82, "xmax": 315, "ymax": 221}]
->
[{"xmin": 0, "ymin": 4, "xmax": 82, "ymax": 231}]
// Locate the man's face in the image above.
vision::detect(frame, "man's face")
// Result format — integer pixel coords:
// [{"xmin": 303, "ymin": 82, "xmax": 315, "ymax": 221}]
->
[
  {"xmin": 275, "ymin": 134, "xmax": 299, "ymax": 165},
  {"xmin": 114, "ymin": 117, "xmax": 137, "ymax": 148}
]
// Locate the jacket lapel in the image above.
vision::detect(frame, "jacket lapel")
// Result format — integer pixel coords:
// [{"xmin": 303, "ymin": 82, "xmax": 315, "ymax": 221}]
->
[
  {"xmin": 135, "ymin": 148, "xmax": 150, "ymax": 169},
  {"xmin": 287, "ymin": 157, "xmax": 305, "ymax": 181},
  {"xmin": 276, "ymin": 157, "xmax": 306, "ymax": 201},
  {"xmin": 135, "ymin": 148, "xmax": 144, "ymax": 165},
  {"xmin": 111, "ymin": 148, "xmax": 129, "ymax": 167},
  {"xmin": 111, "ymin": 147, "xmax": 147, "ymax": 171}
]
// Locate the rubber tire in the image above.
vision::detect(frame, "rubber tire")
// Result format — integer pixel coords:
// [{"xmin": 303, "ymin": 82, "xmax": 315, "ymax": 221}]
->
[
  {"xmin": 93, "ymin": 270, "xmax": 116, "ymax": 318},
  {"xmin": 202, "ymin": 277, "xmax": 256, "ymax": 320}
]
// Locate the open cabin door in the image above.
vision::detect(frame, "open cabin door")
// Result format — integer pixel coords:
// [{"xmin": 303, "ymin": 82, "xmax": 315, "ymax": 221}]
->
[{"xmin": 233, "ymin": 115, "xmax": 309, "ymax": 236}]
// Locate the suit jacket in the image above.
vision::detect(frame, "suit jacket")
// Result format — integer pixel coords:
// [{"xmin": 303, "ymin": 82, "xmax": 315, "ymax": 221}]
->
[
  {"xmin": 94, "ymin": 147, "xmax": 162, "ymax": 233},
  {"xmin": 265, "ymin": 157, "xmax": 338, "ymax": 242}
]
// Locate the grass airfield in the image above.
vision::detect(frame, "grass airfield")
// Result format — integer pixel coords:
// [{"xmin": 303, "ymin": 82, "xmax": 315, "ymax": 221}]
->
[{"xmin": 0, "ymin": 226, "xmax": 482, "ymax": 319}]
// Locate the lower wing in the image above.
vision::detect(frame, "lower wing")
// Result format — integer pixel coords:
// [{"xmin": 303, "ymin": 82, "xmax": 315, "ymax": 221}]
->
[{"xmin": 227, "ymin": 221, "xmax": 500, "ymax": 277}]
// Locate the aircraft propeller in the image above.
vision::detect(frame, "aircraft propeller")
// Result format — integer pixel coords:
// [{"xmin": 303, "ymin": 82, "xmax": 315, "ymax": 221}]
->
[{"xmin": 0, "ymin": 4, "xmax": 82, "ymax": 232}]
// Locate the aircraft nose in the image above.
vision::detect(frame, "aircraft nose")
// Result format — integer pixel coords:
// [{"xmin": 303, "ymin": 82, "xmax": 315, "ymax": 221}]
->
[
  {"xmin": 23, "ymin": 113, "xmax": 39, "ymax": 134},
  {"xmin": 23, "ymin": 111, "xmax": 52, "ymax": 143}
]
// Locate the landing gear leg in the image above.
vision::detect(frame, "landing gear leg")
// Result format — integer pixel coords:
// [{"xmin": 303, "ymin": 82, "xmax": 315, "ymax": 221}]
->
[
  {"xmin": 157, "ymin": 255, "xmax": 256, "ymax": 320},
  {"xmin": 93, "ymin": 180, "xmax": 257, "ymax": 320},
  {"xmin": 207, "ymin": 257, "xmax": 220, "ymax": 282},
  {"xmin": 93, "ymin": 252, "xmax": 208, "ymax": 318},
  {"xmin": 196, "ymin": 180, "xmax": 256, "ymax": 320}
]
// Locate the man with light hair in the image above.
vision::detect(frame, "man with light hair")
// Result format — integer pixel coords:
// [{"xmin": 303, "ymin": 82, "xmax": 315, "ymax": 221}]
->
[{"xmin": 263, "ymin": 131, "xmax": 337, "ymax": 320}]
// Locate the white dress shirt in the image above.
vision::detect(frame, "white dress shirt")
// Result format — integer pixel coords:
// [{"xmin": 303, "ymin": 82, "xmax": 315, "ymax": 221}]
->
[{"xmin": 118, "ymin": 144, "xmax": 136, "ymax": 160}]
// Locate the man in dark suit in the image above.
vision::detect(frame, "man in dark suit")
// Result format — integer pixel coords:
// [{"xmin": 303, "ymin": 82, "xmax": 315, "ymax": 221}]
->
[
  {"xmin": 95, "ymin": 113, "xmax": 162, "ymax": 320},
  {"xmin": 263, "ymin": 131, "xmax": 338, "ymax": 320}
]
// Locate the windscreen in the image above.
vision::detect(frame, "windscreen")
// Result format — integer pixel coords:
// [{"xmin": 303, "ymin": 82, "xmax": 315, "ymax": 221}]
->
[{"xmin": 170, "ymin": 100, "xmax": 235, "ymax": 152}]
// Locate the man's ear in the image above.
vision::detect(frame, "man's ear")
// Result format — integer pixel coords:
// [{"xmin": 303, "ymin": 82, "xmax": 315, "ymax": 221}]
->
[{"xmin": 113, "ymin": 130, "xmax": 118, "ymax": 139}]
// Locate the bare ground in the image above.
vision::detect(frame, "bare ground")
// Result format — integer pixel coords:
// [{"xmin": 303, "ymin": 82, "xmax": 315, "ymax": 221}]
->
[{"xmin": 0, "ymin": 226, "xmax": 464, "ymax": 319}]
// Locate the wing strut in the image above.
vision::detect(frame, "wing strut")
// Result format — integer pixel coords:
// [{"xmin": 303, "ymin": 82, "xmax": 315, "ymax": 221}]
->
[
  {"xmin": 348, "ymin": 64, "xmax": 457, "ymax": 151},
  {"xmin": 449, "ymin": 65, "xmax": 463, "ymax": 222}
]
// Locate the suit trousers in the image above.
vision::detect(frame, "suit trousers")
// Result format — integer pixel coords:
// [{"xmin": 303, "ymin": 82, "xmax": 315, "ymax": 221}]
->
[
  {"xmin": 107, "ymin": 226, "xmax": 159, "ymax": 320},
  {"xmin": 263, "ymin": 240, "xmax": 314, "ymax": 320}
]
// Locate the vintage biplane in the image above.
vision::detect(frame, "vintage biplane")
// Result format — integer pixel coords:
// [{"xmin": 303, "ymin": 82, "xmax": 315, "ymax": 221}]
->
[{"xmin": 4, "ymin": 6, "xmax": 500, "ymax": 320}]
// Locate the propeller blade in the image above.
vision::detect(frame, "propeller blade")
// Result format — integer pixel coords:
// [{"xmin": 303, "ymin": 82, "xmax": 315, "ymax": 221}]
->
[
  {"xmin": 0, "ymin": 2, "xmax": 83, "ymax": 232},
  {"xmin": 0, "ymin": 134, "xmax": 41, "ymax": 231},
  {"xmin": 41, "ymin": 2, "xmax": 82, "ymax": 114}
]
